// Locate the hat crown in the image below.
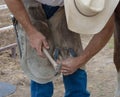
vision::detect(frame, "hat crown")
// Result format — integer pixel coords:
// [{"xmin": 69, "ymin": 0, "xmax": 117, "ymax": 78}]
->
[{"xmin": 75, "ymin": 0, "xmax": 105, "ymax": 16}]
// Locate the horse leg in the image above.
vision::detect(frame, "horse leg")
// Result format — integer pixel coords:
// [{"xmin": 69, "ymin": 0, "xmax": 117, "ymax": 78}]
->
[{"xmin": 114, "ymin": 3, "xmax": 120, "ymax": 97}]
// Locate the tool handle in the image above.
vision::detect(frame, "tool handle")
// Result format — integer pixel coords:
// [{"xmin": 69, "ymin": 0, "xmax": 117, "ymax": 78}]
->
[{"xmin": 43, "ymin": 48, "xmax": 58, "ymax": 70}]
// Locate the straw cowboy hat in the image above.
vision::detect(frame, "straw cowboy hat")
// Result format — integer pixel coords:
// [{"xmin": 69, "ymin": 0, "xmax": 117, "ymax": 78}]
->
[{"xmin": 64, "ymin": 0, "xmax": 119, "ymax": 34}]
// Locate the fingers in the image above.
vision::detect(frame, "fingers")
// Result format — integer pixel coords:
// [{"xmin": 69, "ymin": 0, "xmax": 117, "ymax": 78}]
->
[
  {"xmin": 43, "ymin": 39, "xmax": 49, "ymax": 49},
  {"xmin": 35, "ymin": 40, "xmax": 48, "ymax": 57},
  {"xmin": 61, "ymin": 66, "xmax": 71, "ymax": 72},
  {"xmin": 57, "ymin": 60, "xmax": 72, "ymax": 75},
  {"xmin": 61, "ymin": 69, "xmax": 72, "ymax": 76},
  {"xmin": 57, "ymin": 60, "xmax": 69, "ymax": 70},
  {"xmin": 41, "ymin": 39, "xmax": 49, "ymax": 57},
  {"xmin": 36, "ymin": 41, "xmax": 45, "ymax": 57}
]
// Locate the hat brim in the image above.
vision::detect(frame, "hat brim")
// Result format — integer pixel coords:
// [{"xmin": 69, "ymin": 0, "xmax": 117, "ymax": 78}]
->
[{"xmin": 64, "ymin": 0, "xmax": 119, "ymax": 34}]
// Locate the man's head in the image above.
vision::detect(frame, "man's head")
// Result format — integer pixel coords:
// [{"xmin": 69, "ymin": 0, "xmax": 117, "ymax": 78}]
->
[{"xmin": 64, "ymin": 0, "xmax": 119, "ymax": 34}]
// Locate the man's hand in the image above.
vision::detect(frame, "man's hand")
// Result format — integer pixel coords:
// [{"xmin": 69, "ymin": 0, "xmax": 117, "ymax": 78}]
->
[
  {"xmin": 27, "ymin": 27, "xmax": 49, "ymax": 57},
  {"xmin": 58, "ymin": 57, "xmax": 80, "ymax": 75}
]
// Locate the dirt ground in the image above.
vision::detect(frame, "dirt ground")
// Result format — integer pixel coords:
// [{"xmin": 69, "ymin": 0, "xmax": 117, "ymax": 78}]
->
[{"xmin": 0, "ymin": 1, "xmax": 117, "ymax": 97}]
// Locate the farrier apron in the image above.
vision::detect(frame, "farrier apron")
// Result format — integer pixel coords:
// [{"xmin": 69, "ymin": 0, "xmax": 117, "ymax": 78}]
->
[{"xmin": 16, "ymin": 0, "xmax": 84, "ymax": 84}]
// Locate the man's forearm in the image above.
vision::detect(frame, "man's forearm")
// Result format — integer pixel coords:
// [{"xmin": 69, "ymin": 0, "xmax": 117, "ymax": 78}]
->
[
  {"xmin": 5, "ymin": 0, "xmax": 49, "ymax": 56},
  {"xmin": 5, "ymin": 0, "xmax": 34, "ymax": 34},
  {"xmin": 77, "ymin": 14, "xmax": 115, "ymax": 66}
]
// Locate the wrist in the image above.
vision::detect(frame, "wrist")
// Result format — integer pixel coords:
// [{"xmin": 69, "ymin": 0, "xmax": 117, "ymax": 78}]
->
[
  {"xmin": 23, "ymin": 24, "xmax": 38, "ymax": 36},
  {"xmin": 76, "ymin": 53, "xmax": 88, "ymax": 67}
]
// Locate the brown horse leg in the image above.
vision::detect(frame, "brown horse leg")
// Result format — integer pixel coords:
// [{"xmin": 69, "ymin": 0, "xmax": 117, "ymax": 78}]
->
[{"xmin": 114, "ymin": 3, "xmax": 120, "ymax": 97}]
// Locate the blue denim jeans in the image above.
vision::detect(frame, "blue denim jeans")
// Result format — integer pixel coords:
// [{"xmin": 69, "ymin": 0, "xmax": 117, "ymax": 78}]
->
[
  {"xmin": 31, "ymin": 69, "xmax": 90, "ymax": 97},
  {"xmin": 42, "ymin": 4, "xmax": 59, "ymax": 19}
]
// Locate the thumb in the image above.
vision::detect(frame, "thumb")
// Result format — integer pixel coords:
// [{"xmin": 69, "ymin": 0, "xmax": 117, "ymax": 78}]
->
[{"xmin": 43, "ymin": 40, "xmax": 49, "ymax": 49}]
